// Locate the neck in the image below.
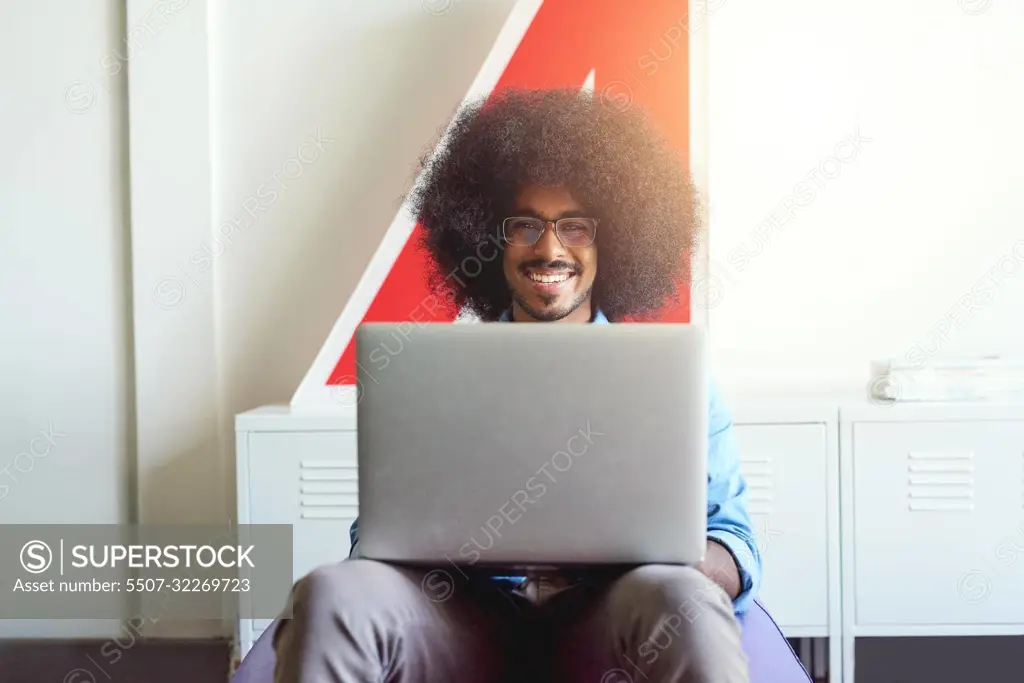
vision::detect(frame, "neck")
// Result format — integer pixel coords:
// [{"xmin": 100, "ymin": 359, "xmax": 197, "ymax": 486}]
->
[{"xmin": 511, "ymin": 299, "xmax": 594, "ymax": 323}]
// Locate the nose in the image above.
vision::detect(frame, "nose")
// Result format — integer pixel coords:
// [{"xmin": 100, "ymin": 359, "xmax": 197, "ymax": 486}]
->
[{"xmin": 531, "ymin": 222, "xmax": 568, "ymax": 261}]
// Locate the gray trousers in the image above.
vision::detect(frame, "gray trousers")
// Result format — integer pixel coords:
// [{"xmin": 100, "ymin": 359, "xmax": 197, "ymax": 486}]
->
[{"xmin": 273, "ymin": 559, "xmax": 748, "ymax": 683}]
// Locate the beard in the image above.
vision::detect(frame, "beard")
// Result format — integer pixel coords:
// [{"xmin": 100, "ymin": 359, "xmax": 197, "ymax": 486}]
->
[{"xmin": 511, "ymin": 286, "xmax": 593, "ymax": 322}]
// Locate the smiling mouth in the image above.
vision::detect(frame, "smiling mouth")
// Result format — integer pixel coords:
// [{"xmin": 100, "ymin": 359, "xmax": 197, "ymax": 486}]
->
[{"xmin": 525, "ymin": 270, "xmax": 575, "ymax": 284}]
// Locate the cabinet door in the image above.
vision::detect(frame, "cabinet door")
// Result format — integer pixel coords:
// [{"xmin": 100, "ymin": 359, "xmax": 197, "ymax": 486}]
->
[
  {"xmin": 734, "ymin": 423, "xmax": 829, "ymax": 630},
  {"xmin": 853, "ymin": 420, "xmax": 1024, "ymax": 626},
  {"xmin": 247, "ymin": 431, "xmax": 359, "ymax": 585}
]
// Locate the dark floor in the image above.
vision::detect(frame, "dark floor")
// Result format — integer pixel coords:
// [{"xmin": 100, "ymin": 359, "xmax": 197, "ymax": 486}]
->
[
  {"xmin": 0, "ymin": 639, "xmax": 230, "ymax": 683},
  {"xmin": 854, "ymin": 636, "xmax": 1024, "ymax": 683},
  {"xmin": 3, "ymin": 634, "xmax": 1021, "ymax": 682}
]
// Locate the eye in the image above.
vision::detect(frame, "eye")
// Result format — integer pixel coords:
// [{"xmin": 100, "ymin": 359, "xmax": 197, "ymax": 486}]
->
[
  {"xmin": 509, "ymin": 218, "xmax": 542, "ymax": 231},
  {"xmin": 503, "ymin": 218, "xmax": 546, "ymax": 245}
]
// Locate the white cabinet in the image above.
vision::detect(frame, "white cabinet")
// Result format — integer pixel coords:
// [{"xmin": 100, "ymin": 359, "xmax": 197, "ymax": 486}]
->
[
  {"xmin": 236, "ymin": 408, "xmax": 358, "ymax": 654},
  {"xmin": 730, "ymin": 402, "xmax": 841, "ymax": 681},
  {"xmin": 850, "ymin": 420, "xmax": 1024, "ymax": 627},
  {"xmin": 734, "ymin": 423, "xmax": 831, "ymax": 633},
  {"xmin": 247, "ymin": 430, "xmax": 358, "ymax": 577},
  {"xmin": 839, "ymin": 402, "xmax": 1024, "ymax": 683}
]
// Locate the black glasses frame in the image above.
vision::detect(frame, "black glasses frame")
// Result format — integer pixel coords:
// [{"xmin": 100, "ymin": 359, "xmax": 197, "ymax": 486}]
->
[{"xmin": 500, "ymin": 216, "xmax": 599, "ymax": 247}]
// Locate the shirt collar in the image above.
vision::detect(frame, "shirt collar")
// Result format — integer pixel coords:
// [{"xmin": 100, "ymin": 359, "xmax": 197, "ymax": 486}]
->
[{"xmin": 498, "ymin": 308, "xmax": 609, "ymax": 324}]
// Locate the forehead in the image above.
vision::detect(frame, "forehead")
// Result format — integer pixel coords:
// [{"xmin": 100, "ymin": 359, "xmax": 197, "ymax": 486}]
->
[{"xmin": 513, "ymin": 185, "xmax": 584, "ymax": 213}]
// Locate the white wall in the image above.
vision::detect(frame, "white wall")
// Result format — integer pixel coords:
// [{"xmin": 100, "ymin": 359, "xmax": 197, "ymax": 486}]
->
[
  {"xmin": 705, "ymin": 0, "xmax": 1024, "ymax": 396},
  {"xmin": 0, "ymin": 0, "xmax": 132, "ymax": 638}
]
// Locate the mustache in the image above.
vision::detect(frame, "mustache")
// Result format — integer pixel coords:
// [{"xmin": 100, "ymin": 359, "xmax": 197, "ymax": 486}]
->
[{"xmin": 520, "ymin": 260, "xmax": 582, "ymax": 274}]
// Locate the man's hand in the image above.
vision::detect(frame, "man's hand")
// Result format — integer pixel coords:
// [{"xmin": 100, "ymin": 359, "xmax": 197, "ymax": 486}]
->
[{"xmin": 697, "ymin": 539, "xmax": 742, "ymax": 600}]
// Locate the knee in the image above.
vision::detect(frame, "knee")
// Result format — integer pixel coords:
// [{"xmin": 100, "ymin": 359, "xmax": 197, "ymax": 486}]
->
[
  {"xmin": 612, "ymin": 565, "xmax": 730, "ymax": 627},
  {"xmin": 288, "ymin": 559, "xmax": 401, "ymax": 626},
  {"xmin": 612, "ymin": 566, "xmax": 746, "ymax": 675}
]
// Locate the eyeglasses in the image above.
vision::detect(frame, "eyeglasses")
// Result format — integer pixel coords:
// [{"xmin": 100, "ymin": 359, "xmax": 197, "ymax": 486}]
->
[{"xmin": 501, "ymin": 217, "xmax": 598, "ymax": 247}]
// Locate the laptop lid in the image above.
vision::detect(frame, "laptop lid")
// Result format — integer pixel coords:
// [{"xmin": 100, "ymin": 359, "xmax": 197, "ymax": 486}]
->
[{"xmin": 355, "ymin": 322, "xmax": 707, "ymax": 569}]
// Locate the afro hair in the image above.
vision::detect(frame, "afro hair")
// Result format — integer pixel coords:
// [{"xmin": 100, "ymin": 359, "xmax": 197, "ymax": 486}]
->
[{"xmin": 407, "ymin": 87, "xmax": 702, "ymax": 322}]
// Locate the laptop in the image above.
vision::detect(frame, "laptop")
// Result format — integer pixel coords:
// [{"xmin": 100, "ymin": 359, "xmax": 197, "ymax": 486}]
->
[{"xmin": 354, "ymin": 321, "xmax": 708, "ymax": 570}]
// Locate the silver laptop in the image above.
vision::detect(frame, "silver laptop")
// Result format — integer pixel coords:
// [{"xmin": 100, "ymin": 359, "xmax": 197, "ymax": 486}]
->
[{"xmin": 354, "ymin": 322, "xmax": 708, "ymax": 570}]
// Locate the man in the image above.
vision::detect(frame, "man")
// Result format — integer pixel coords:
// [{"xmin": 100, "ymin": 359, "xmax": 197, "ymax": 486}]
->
[{"xmin": 274, "ymin": 88, "xmax": 760, "ymax": 683}]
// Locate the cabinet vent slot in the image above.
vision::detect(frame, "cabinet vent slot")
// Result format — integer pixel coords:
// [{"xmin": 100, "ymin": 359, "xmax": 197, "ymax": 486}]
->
[{"xmin": 907, "ymin": 451, "xmax": 974, "ymax": 513}]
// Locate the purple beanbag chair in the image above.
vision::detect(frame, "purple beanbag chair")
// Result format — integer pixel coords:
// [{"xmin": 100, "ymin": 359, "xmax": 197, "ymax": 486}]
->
[{"xmin": 230, "ymin": 600, "xmax": 811, "ymax": 683}]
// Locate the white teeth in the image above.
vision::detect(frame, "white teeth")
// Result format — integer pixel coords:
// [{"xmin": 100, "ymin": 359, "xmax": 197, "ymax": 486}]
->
[{"xmin": 528, "ymin": 272, "xmax": 572, "ymax": 283}]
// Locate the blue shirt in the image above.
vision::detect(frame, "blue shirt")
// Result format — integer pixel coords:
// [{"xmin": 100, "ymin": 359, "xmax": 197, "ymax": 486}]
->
[{"xmin": 348, "ymin": 308, "xmax": 763, "ymax": 614}]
